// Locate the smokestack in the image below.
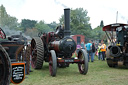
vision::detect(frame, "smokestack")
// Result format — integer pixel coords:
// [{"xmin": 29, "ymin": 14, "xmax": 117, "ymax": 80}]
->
[{"xmin": 64, "ymin": 8, "xmax": 71, "ymax": 36}]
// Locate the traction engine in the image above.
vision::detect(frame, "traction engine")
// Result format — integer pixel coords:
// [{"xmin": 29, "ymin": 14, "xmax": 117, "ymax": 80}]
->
[
  {"xmin": 0, "ymin": 27, "xmax": 11, "ymax": 85},
  {"xmin": 103, "ymin": 23, "xmax": 128, "ymax": 68},
  {"xmin": 31, "ymin": 8, "xmax": 88, "ymax": 76},
  {"xmin": 0, "ymin": 28, "xmax": 26, "ymax": 85}
]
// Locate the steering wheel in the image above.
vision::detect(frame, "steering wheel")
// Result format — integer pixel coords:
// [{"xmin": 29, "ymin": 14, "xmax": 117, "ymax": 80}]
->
[{"xmin": 0, "ymin": 28, "xmax": 6, "ymax": 39}]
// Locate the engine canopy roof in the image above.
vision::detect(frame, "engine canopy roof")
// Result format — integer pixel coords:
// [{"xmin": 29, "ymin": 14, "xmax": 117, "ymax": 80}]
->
[{"xmin": 103, "ymin": 23, "xmax": 128, "ymax": 31}]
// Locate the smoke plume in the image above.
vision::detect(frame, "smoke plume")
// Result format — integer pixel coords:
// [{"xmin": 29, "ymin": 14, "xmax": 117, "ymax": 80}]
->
[
  {"xmin": 54, "ymin": 0, "xmax": 68, "ymax": 8},
  {"xmin": 2, "ymin": 26, "xmax": 31, "ymax": 40}
]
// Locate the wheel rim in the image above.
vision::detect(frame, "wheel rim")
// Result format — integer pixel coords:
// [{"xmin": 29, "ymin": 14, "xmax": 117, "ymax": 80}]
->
[
  {"xmin": 49, "ymin": 55, "xmax": 53, "ymax": 75},
  {"xmin": 78, "ymin": 52, "xmax": 84, "ymax": 73},
  {"xmin": 78, "ymin": 49, "xmax": 88, "ymax": 75},
  {"xmin": 49, "ymin": 50, "xmax": 57, "ymax": 77},
  {"xmin": 25, "ymin": 45, "xmax": 31, "ymax": 74},
  {"xmin": 31, "ymin": 39, "xmax": 37, "ymax": 68}
]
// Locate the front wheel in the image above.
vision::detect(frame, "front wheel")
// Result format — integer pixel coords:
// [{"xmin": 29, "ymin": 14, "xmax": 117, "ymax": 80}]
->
[
  {"xmin": 78, "ymin": 49, "xmax": 88, "ymax": 75},
  {"xmin": 106, "ymin": 58, "xmax": 116, "ymax": 67},
  {"xmin": 0, "ymin": 45, "xmax": 11, "ymax": 85},
  {"xmin": 106, "ymin": 48, "xmax": 116, "ymax": 67},
  {"xmin": 49, "ymin": 50, "xmax": 57, "ymax": 77}
]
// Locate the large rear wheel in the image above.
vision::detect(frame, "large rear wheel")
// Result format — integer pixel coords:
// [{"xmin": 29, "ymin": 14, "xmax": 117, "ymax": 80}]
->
[
  {"xmin": 49, "ymin": 50, "xmax": 57, "ymax": 77},
  {"xmin": 31, "ymin": 37, "xmax": 44, "ymax": 69},
  {"xmin": 0, "ymin": 45, "xmax": 11, "ymax": 85},
  {"xmin": 78, "ymin": 49, "xmax": 88, "ymax": 75}
]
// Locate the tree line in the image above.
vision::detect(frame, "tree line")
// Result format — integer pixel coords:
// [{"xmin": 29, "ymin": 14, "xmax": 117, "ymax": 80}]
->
[{"xmin": 0, "ymin": 5, "xmax": 106, "ymax": 41}]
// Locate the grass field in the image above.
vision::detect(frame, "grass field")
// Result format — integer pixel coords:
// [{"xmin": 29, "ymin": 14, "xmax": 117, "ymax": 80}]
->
[{"xmin": 12, "ymin": 57, "xmax": 128, "ymax": 85}]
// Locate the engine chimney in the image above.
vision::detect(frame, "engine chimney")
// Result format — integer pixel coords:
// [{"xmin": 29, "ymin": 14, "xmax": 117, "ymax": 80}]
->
[{"xmin": 64, "ymin": 8, "xmax": 71, "ymax": 36}]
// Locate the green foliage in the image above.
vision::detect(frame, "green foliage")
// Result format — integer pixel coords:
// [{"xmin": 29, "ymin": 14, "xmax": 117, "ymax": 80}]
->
[
  {"xmin": 47, "ymin": 21, "xmax": 58, "ymax": 31},
  {"xmin": 25, "ymin": 28, "xmax": 39, "ymax": 37},
  {"xmin": 90, "ymin": 20, "xmax": 107, "ymax": 41},
  {"xmin": 35, "ymin": 20, "xmax": 53, "ymax": 33},
  {"xmin": 6, "ymin": 15, "xmax": 18, "ymax": 29},
  {"xmin": 92, "ymin": 26, "xmax": 105, "ymax": 40},
  {"xmin": 0, "ymin": 5, "xmax": 18, "ymax": 30},
  {"xmin": 59, "ymin": 8, "xmax": 92, "ymax": 37},
  {"xmin": 21, "ymin": 19, "xmax": 37, "ymax": 31},
  {"xmin": 0, "ymin": 5, "xmax": 8, "ymax": 27}
]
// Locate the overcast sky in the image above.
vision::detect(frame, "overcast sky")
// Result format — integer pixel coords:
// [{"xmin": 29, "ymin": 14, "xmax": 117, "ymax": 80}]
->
[{"xmin": 0, "ymin": 0, "xmax": 128, "ymax": 29}]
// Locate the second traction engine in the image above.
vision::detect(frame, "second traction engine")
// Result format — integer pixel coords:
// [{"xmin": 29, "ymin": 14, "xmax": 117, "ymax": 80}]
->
[{"xmin": 31, "ymin": 8, "xmax": 88, "ymax": 77}]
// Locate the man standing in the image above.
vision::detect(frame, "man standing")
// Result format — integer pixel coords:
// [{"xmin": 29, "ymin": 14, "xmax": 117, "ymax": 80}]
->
[
  {"xmin": 98, "ymin": 43, "xmax": 102, "ymax": 60},
  {"xmin": 85, "ymin": 40, "xmax": 92, "ymax": 62},
  {"xmin": 91, "ymin": 43, "xmax": 96, "ymax": 62},
  {"xmin": 101, "ymin": 40, "xmax": 106, "ymax": 61}
]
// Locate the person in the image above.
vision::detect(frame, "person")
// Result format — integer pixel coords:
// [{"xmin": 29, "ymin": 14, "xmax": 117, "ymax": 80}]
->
[
  {"xmin": 85, "ymin": 40, "xmax": 92, "ymax": 62},
  {"xmin": 81, "ymin": 42, "xmax": 85, "ymax": 49},
  {"xmin": 76, "ymin": 43, "xmax": 81, "ymax": 53},
  {"xmin": 91, "ymin": 43, "xmax": 96, "ymax": 62},
  {"xmin": 101, "ymin": 40, "xmax": 106, "ymax": 61},
  {"xmin": 97, "ymin": 43, "xmax": 102, "ymax": 60}
]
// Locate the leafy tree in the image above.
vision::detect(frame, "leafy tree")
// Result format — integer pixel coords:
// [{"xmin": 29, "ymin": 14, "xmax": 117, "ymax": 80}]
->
[
  {"xmin": 90, "ymin": 20, "xmax": 106, "ymax": 41},
  {"xmin": 21, "ymin": 19, "xmax": 37, "ymax": 31},
  {"xmin": 0, "ymin": 5, "xmax": 18, "ymax": 29},
  {"xmin": 25, "ymin": 28, "xmax": 39, "ymax": 37},
  {"xmin": 92, "ymin": 26, "xmax": 103, "ymax": 39},
  {"xmin": 59, "ymin": 8, "xmax": 92, "ymax": 37},
  {"xmin": 35, "ymin": 20, "xmax": 53, "ymax": 33},
  {"xmin": 47, "ymin": 21, "xmax": 58, "ymax": 31},
  {"xmin": 6, "ymin": 15, "xmax": 18, "ymax": 29}
]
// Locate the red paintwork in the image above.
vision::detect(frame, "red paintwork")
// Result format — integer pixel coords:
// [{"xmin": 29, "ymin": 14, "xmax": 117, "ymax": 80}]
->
[
  {"xmin": 102, "ymin": 23, "xmax": 128, "ymax": 31},
  {"xmin": 57, "ymin": 58, "xmax": 81, "ymax": 63},
  {"xmin": 72, "ymin": 35, "xmax": 85, "ymax": 44}
]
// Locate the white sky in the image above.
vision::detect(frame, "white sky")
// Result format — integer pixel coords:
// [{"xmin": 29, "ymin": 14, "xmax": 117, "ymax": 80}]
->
[{"xmin": 0, "ymin": 0, "xmax": 128, "ymax": 29}]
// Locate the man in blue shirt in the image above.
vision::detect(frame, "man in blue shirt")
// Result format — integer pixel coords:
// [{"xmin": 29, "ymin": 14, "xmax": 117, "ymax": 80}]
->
[{"xmin": 85, "ymin": 40, "xmax": 92, "ymax": 62}]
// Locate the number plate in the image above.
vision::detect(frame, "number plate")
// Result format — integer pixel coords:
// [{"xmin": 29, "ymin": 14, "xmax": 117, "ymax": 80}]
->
[{"xmin": 64, "ymin": 59, "xmax": 74, "ymax": 62}]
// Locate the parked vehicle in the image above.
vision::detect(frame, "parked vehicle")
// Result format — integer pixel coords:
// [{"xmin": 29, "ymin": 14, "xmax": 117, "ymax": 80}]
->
[{"xmin": 103, "ymin": 23, "xmax": 128, "ymax": 67}]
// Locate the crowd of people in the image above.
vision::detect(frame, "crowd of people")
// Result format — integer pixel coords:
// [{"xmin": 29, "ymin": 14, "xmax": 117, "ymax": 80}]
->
[{"xmin": 76, "ymin": 40, "xmax": 107, "ymax": 62}]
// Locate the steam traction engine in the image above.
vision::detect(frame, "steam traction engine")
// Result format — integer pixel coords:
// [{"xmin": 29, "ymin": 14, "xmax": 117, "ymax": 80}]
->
[
  {"xmin": 103, "ymin": 23, "xmax": 128, "ymax": 68},
  {"xmin": 31, "ymin": 8, "xmax": 88, "ymax": 76},
  {"xmin": 0, "ymin": 28, "xmax": 11, "ymax": 85},
  {"xmin": 0, "ymin": 28, "xmax": 26, "ymax": 84}
]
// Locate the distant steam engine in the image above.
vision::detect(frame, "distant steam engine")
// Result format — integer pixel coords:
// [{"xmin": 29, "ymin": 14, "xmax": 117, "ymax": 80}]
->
[{"xmin": 103, "ymin": 23, "xmax": 128, "ymax": 68}]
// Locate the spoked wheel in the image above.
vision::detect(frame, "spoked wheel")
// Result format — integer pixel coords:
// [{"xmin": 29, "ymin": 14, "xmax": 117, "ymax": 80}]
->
[
  {"xmin": 25, "ymin": 45, "xmax": 31, "ymax": 74},
  {"xmin": 0, "ymin": 45, "xmax": 11, "ymax": 85},
  {"xmin": 0, "ymin": 28, "xmax": 6, "ymax": 39},
  {"xmin": 78, "ymin": 49, "xmax": 88, "ymax": 75},
  {"xmin": 31, "ymin": 37, "xmax": 44, "ymax": 69},
  {"xmin": 49, "ymin": 50, "xmax": 57, "ymax": 77}
]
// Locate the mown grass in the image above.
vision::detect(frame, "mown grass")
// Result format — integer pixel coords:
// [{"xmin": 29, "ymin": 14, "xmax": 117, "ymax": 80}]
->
[{"xmin": 11, "ymin": 56, "xmax": 128, "ymax": 85}]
